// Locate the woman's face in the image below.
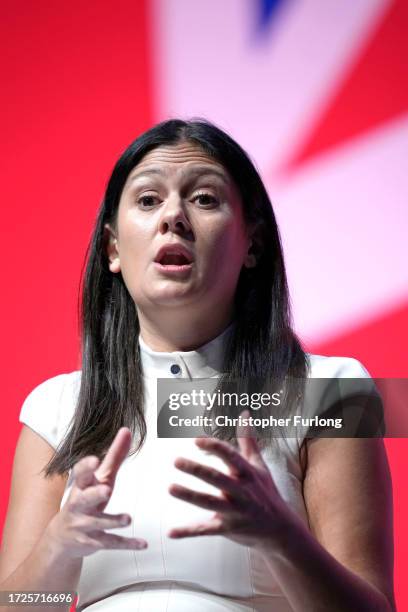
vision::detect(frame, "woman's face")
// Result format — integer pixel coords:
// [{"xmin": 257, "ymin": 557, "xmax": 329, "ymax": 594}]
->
[{"xmin": 105, "ymin": 141, "xmax": 255, "ymax": 314}]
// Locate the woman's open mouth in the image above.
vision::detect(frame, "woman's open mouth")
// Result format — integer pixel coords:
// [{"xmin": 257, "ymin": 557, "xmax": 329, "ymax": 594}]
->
[{"xmin": 154, "ymin": 251, "xmax": 194, "ymax": 275}]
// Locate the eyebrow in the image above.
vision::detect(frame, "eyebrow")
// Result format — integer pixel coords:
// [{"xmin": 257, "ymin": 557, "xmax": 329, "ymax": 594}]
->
[{"xmin": 127, "ymin": 165, "xmax": 230, "ymax": 185}]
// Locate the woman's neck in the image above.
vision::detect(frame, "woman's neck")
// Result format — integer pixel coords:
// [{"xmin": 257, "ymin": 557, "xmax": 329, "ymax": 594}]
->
[{"xmin": 137, "ymin": 306, "xmax": 235, "ymax": 352}]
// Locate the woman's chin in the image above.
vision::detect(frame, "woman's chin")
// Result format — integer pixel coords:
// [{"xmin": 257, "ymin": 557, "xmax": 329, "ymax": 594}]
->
[{"xmin": 145, "ymin": 287, "xmax": 197, "ymax": 306}]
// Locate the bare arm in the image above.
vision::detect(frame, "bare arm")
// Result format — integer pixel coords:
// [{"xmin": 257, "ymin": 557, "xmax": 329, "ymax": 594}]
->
[
  {"xmin": 0, "ymin": 426, "xmax": 146, "ymax": 612},
  {"xmin": 260, "ymin": 437, "xmax": 395, "ymax": 611},
  {"xmin": 0, "ymin": 426, "xmax": 81, "ymax": 611},
  {"xmin": 168, "ymin": 417, "xmax": 395, "ymax": 612}
]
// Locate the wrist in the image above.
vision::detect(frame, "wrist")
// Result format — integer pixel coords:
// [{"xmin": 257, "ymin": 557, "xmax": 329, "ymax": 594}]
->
[
  {"xmin": 37, "ymin": 530, "xmax": 83, "ymax": 592},
  {"xmin": 256, "ymin": 510, "xmax": 309, "ymax": 562},
  {"xmin": 41, "ymin": 518, "xmax": 82, "ymax": 567}
]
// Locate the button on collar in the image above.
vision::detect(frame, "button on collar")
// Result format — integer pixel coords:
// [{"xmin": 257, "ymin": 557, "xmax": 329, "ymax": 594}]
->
[
  {"xmin": 138, "ymin": 322, "xmax": 235, "ymax": 380},
  {"xmin": 170, "ymin": 363, "xmax": 181, "ymax": 376}
]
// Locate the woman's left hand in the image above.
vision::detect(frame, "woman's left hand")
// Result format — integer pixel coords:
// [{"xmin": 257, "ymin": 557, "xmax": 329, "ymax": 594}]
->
[{"xmin": 167, "ymin": 411, "xmax": 301, "ymax": 552}]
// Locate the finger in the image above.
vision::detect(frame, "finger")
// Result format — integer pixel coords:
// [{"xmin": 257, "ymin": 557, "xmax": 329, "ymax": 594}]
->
[
  {"xmin": 87, "ymin": 532, "xmax": 148, "ymax": 551},
  {"xmin": 174, "ymin": 458, "xmax": 244, "ymax": 497},
  {"xmin": 169, "ymin": 483, "xmax": 232, "ymax": 513},
  {"xmin": 194, "ymin": 437, "xmax": 252, "ymax": 478},
  {"xmin": 168, "ymin": 517, "xmax": 224, "ymax": 539},
  {"xmin": 98, "ymin": 511, "xmax": 132, "ymax": 523},
  {"xmin": 94, "ymin": 427, "xmax": 132, "ymax": 485},
  {"xmin": 72, "ymin": 456, "xmax": 100, "ymax": 490},
  {"xmin": 82, "ymin": 513, "xmax": 132, "ymax": 532},
  {"xmin": 71, "ymin": 484, "xmax": 112, "ymax": 512},
  {"xmin": 236, "ymin": 410, "xmax": 265, "ymax": 467}
]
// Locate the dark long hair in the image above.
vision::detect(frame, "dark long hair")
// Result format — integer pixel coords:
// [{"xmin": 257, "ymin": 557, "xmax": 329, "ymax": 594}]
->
[{"xmin": 45, "ymin": 118, "xmax": 308, "ymax": 476}]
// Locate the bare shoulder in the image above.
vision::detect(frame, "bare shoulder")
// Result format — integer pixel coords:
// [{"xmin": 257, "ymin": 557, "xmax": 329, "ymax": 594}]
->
[
  {"xmin": 0, "ymin": 426, "xmax": 68, "ymax": 583},
  {"xmin": 302, "ymin": 436, "xmax": 395, "ymax": 609}
]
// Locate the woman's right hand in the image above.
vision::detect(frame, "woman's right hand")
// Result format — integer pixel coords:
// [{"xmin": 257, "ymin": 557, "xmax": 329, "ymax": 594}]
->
[{"xmin": 44, "ymin": 427, "xmax": 147, "ymax": 559}]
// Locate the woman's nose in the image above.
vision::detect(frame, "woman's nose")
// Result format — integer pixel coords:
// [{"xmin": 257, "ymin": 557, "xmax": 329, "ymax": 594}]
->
[{"xmin": 158, "ymin": 197, "xmax": 192, "ymax": 236}]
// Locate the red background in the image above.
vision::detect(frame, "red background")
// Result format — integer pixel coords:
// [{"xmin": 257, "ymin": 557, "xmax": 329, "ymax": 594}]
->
[{"xmin": 1, "ymin": 1, "xmax": 406, "ymax": 609}]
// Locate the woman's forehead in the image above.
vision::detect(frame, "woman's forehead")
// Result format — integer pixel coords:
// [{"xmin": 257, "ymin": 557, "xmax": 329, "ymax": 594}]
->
[{"xmin": 129, "ymin": 142, "xmax": 228, "ymax": 179}]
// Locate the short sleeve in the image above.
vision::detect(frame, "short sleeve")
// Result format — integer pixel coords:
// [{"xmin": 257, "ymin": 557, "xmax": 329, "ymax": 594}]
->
[
  {"xmin": 19, "ymin": 371, "xmax": 81, "ymax": 450},
  {"xmin": 297, "ymin": 355, "xmax": 384, "ymax": 442},
  {"xmin": 307, "ymin": 354, "xmax": 371, "ymax": 379}
]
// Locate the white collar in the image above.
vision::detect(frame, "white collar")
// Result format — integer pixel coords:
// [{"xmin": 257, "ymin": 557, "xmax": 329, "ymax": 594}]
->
[{"xmin": 138, "ymin": 322, "xmax": 235, "ymax": 380}]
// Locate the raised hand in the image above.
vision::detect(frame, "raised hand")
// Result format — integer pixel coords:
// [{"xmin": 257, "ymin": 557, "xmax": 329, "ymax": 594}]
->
[
  {"xmin": 168, "ymin": 411, "xmax": 299, "ymax": 551},
  {"xmin": 45, "ymin": 427, "xmax": 147, "ymax": 559}
]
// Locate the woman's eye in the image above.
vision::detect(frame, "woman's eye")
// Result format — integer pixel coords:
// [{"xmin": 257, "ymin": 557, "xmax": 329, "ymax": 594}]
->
[
  {"xmin": 137, "ymin": 195, "xmax": 158, "ymax": 208},
  {"xmin": 192, "ymin": 193, "xmax": 219, "ymax": 207}
]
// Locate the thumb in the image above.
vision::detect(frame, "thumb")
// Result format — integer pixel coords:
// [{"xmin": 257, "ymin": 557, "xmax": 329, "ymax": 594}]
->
[{"xmin": 94, "ymin": 427, "xmax": 132, "ymax": 486}]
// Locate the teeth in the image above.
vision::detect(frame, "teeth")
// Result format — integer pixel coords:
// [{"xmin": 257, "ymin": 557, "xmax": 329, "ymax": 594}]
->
[{"xmin": 161, "ymin": 253, "xmax": 189, "ymax": 265}]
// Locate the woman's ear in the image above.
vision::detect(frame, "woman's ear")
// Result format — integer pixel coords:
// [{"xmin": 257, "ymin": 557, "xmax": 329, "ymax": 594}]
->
[
  {"xmin": 104, "ymin": 223, "xmax": 121, "ymax": 273},
  {"xmin": 244, "ymin": 242, "xmax": 257, "ymax": 269},
  {"xmin": 244, "ymin": 223, "xmax": 263, "ymax": 269}
]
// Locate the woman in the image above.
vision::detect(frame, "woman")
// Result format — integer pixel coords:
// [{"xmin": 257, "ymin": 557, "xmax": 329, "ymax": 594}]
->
[{"xmin": 0, "ymin": 119, "xmax": 395, "ymax": 611}]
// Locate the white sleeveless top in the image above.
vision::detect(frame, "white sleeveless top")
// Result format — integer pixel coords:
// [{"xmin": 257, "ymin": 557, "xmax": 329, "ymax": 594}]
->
[{"xmin": 19, "ymin": 326, "xmax": 371, "ymax": 611}]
